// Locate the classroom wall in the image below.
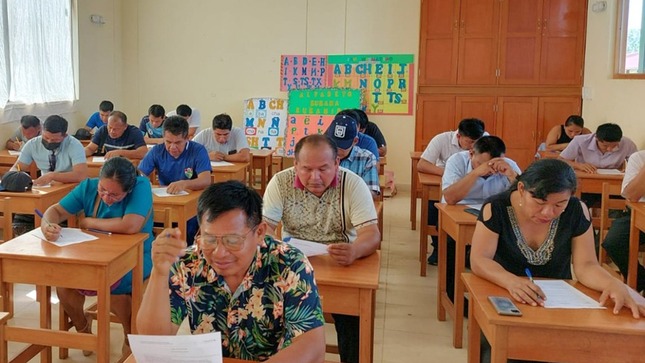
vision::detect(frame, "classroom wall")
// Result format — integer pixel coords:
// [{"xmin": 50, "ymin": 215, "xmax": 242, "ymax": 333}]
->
[{"xmin": 583, "ymin": 1, "xmax": 645, "ymax": 148}]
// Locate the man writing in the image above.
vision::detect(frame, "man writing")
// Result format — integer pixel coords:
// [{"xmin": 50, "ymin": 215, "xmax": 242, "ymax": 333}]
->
[
  {"xmin": 193, "ymin": 113, "xmax": 251, "ymax": 162},
  {"xmin": 84, "ymin": 111, "xmax": 148, "ymax": 159}
]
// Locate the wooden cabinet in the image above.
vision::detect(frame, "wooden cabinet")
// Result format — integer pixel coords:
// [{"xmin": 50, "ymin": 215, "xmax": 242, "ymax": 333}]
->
[
  {"xmin": 497, "ymin": 97, "xmax": 539, "ymax": 169},
  {"xmin": 537, "ymin": 96, "xmax": 582, "ymax": 143}
]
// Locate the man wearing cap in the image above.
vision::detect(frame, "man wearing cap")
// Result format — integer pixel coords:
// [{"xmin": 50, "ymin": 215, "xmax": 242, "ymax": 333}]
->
[
  {"xmin": 263, "ymin": 134, "xmax": 380, "ymax": 363},
  {"xmin": 325, "ymin": 114, "xmax": 380, "ymax": 198}
]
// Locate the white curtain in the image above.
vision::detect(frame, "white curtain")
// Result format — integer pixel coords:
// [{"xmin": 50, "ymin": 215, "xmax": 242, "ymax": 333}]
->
[
  {"xmin": 0, "ymin": 1, "xmax": 8, "ymax": 106},
  {"xmin": 2, "ymin": 0, "xmax": 74, "ymax": 106}
]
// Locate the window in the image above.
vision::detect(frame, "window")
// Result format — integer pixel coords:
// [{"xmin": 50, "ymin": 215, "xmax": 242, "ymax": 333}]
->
[
  {"xmin": 0, "ymin": 0, "xmax": 75, "ymax": 107},
  {"xmin": 615, "ymin": 0, "xmax": 645, "ymax": 78}
]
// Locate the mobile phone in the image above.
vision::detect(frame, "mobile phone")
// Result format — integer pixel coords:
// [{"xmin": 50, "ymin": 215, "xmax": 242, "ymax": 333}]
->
[
  {"xmin": 488, "ymin": 296, "xmax": 522, "ymax": 316},
  {"xmin": 464, "ymin": 208, "xmax": 480, "ymax": 217}
]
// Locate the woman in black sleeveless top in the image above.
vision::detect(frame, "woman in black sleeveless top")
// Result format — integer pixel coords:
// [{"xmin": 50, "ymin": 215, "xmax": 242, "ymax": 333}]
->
[{"xmin": 544, "ymin": 115, "xmax": 591, "ymax": 151}]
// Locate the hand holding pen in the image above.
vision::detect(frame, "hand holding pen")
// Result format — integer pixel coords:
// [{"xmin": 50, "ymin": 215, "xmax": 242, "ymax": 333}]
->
[
  {"xmin": 150, "ymin": 228, "xmax": 187, "ymax": 274},
  {"xmin": 35, "ymin": 208, "xmax": 62, "ymax": 241},
  {"xmin": 524, "ymin": 268, "xmax": 546, "ymax": 306}
]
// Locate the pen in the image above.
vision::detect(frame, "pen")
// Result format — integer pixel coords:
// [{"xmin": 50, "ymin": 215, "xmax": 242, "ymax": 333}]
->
[
  {"xmin": 34, "ymin": 208, "xmax": 63, "ymax": 237},
  {"xmin": 525, "ymin": 267, "xmax": 534, "ymax": 283},
  {"xmin": 86, "ymin": 228, "xmax": 112, "ymax": 235}
]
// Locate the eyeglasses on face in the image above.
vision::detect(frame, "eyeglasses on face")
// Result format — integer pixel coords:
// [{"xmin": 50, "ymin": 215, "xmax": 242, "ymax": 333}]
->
[
  {"xmin": 97, "ymin": 184, "xmax": 126, "ymax": 199},
  {"xmin": 196, "ymin": 228, "xmax": 256, "ymax": 252}
]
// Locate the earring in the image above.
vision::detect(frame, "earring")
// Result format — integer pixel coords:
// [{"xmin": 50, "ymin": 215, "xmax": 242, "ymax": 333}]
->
[{"xmin": 518, "ymin": 199, "xmax": 523, "ymax": 208}]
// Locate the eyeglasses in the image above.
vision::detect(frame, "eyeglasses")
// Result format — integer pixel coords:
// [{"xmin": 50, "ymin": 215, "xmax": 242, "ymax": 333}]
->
[
  {"xmin": 48, "ymin": 151, "xmax": 56, "ymax": 172},
  {"xmin": 97, "ymin": 184, "xmax": 126, "ymax": 199},
  {"xmin": 196, "ymin": 228, "xmax": 256, "ymax": 252}
]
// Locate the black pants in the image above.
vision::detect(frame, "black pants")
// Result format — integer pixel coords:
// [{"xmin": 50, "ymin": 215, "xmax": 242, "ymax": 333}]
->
[
  {"xmin": 446, "ymin": 236, "xmax": 470, "ymax": 312},
  {"xmin": 332, "ymin": 313, "xmax": 359, "ymax": 363},
  {"xmin": 428, "ymin": 200, "xmax": 439, "ymax": 251},
  {"xmin": 602, "ymin": 213, "xmax": 645, "ymax": 292}
]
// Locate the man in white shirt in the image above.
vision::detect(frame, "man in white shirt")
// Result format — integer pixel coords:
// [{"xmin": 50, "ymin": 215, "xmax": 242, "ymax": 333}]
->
[
  {"xmin": 167, "ymin": 104, "xmax": 201, "ymax": 139},
  {"xmin": 192, "ymin": 113, "xmax": 250, "ymax": 163}
]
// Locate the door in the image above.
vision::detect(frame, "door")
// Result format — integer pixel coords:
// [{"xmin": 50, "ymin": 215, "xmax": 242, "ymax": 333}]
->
[
  {"xmin": 456, "ymin": 0, "xmax": 500, "ymax": 85},
  {"xmin": 415, "ymin": 95, "xmax": 456, "ymax": 150},
  {"xmin": 537, "ymin": 96, "xmax": 582, "ymax": 143},
  {"xmin": 419, "ymin": 0, "xmax": 461, "ymax": 85},
  {"xmin": 499, "ymin": 0, "xmax": 543, "ymax": 84},
  {"xmin": 497, "ymin": 97, "xmax": 539, "ymax": 169}
]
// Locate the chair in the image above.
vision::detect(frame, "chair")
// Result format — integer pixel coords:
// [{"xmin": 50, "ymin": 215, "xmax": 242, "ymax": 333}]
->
[
  {"xmin": 598, "ymin": 182, "xmax": 626, "ymax": 264},
  {"xmin": 152, "ymin": 207, "xmax": 173, "ymax": 236}
]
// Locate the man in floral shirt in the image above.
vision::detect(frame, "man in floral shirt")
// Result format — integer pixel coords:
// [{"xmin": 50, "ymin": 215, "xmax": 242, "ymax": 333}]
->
[{"xmin": 137, "ymin": 181, "xmax": 325, "ymax": 362}]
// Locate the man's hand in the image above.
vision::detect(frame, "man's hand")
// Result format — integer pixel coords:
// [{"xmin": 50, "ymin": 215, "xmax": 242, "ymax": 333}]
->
[
  {"xmin": 327, "ymin": 243, "xmax": 359, "ymax": 266},
  {"xmin": 151, "ymin": 228, "xmax": 187, "ymax": 274},
  {"xmin": 41, "ymin": 221, "xmax": 62, "ymax": 242},
  {"xmin": 473, "ymin": 160, "xmax": 495, "ymax": 177},
  {"xmin": 166, "ymin": 181, "xmax": 188, "ymax": 194},
  {"xmin": 34, "ymin": 172, "xmax": 55, "ymax": 186},
  {"xmin": 209, "ymin": 151, "xmax": 226, "ymax": 162},
  {"xmin": 104, "ymin": 150, "xmax": 122, "ymax": 159},
  {"xmin": 7, "ymin": 139, "xmax": 22, "ymax": 151},
  {"xmin": 488, "ymin": 158, "xmax": 518, "ymax": 181},
  {"xmin": 574, "ymin": 162, "xmax": 597, "ymax": 174}
]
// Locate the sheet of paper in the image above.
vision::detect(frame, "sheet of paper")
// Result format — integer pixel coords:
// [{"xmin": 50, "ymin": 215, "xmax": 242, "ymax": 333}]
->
[
  {"xmin": 535, "ymin": 280, "xmax": 605, "ymax": 309},
  {"xmin": 147, "ymin": 144, "xmax": 155, "ymax": 149},
  {"xmin": 596, "ymin": 169, "xmax": 624, "ymax": 175},
  {"xmin": 152, "ymin": 187, "xmax": 189, "ymax": 197},
  {"xmin": 32, "ymin": 181, "xmax": 51, "ymax": 188},
  {"xmin": 8, "ymin": 150, "xmax": 21, "ymax": 156},
  {"xmin": 128, "ymin": 332, "xmax": 223, "ymax": 363},
  {"xmin": 92, "ymin": 156, "xmax": 106, "ymax": 163},
  {"xmin": 284, "ymin": 237, "xmax": 329, "ymax": 257},
  {"xmin": 210, "ymin": 161, "xmax": 234, "ymax": 167},
  {"xmin": 29, "ymin": 228, "xmax": 99, "ymax": 247}
]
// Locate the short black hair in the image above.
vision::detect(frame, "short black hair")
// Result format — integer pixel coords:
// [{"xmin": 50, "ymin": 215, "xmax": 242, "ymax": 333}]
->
[
  {"xmin": 564, "ymin": 115, "xmax": 584, "ymax": 128},
  {"xmin": 148, "ymin": 104, "xmax": 165, "ymax": 118},
  {"xmin": 176, "ymin": 104, "xmax": 192, "ymax": 118},
  {"xmin": 457, "ymin": 118, "xmax": 486, "ymax": 139},
  {"xmin": 109, "ymin": 110, "xmax": 127, "ymax": 124},
  {"xmin": 99, "ymin": 157, "xmax": 138, "ymax": 193},
  {"xmin": 212, "ymin": 113, "xmax": 233, "ymax": 130},
  {"xmin": 197, "ymin": 181, "xmax": 262, "ymax": 229},
  {"xmin": 43, "ymin": 115, "xmax": 68, "ymax": 134},
  {"xmin": 335, "ymin": 109, "xmax": 360, "ymax": 126},
  {"xmin": 511, "ymin": 159, "xmax": 577, "ymax": 200},
  {"xmin": 99, "ymin": 100, "xmax": 114, "ymax": 112},
  {"xmin": 472, "ymin": 136, "xmax": 506, "ymax": 158},
  {"xmin": 353, "ymin": 108, "xmax": 369, "ymax": 130},
  {"xmin": 163, "ymin": 115, "xmax": 189, "ymax": 138},
  {"xmin": 294, "ymin": 134, "xmax": 338, "ymax": 161},
  {"xmin": 596, "ymin": 123, "xmax": 622, "ymax": 142},
  {"xmin": 20, "ymin": 115, "xmax": 40, "ymax": 129}
]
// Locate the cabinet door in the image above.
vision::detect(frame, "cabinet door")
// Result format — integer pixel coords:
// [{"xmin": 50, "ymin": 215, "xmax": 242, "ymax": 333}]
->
[
  {"xmin": 537, "ymin": 96, "xmax": 582, "ymax": 143},
  {"xmin": 455, "ymin": 96, "xmax": 497, "ymax": 133},
  {"xmin": 499, "ymin": 0, "xmax": 543, "ymax": 84},
  {"xmin": 419, "ymin": 0, "xmax": 460, "ymax": 85},
  {"xmin": 539, "ymin": 0, "xmax": 586, "ymax": 85},
  {"xmin": 456, "ymin": 0, "xmax": 500, "ymax": 85},
  {"xmin": 497, "ymin": 97, "xmax": 539, "ymax": 169},
  {"xmin": 415, "ymin": 95, "xmax": 456, "ymax": 150}
]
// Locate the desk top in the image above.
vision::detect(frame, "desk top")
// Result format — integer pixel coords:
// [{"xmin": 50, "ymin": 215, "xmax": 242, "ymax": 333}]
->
[
  {"xmin": 0, "ymin": 182, "xmax": 76, "ymax": 199},
  {"xmin": 250, "ymin": 149, "xmax": 275, "ymax": 157},
  {"xmin": 462, "ymin": 273, "xmax": 645, "ymax": 334},
  {"xmin": 435, "ymin": 203, "xmax": 478, "ymax": 224},
  {"xmin": 211, "ymin": 162, "xmax": 249, "ymax": 172},
  {"xmin": 418, "ymin": 172, "xmax": 442, "ymax": 186},
  {"xmin": 152, "ymin": 186, "xmax": 202, "ymax": 205},
  {"xmin": 574, "ymin": 170, "xmax": 624, "ymax": 180},
  {"xmin": 410, "ymin": 151, "xmax": 422, "ymax": 160},
  {"xmin": 0, "ymin": 230, "xmax": 147, "ymax": 265},
  {"xmin": 627, "ymin": 201, "xmax": 645, "ymax": 213},
  {"xmin": 308, "ymin": 251, "xmax": 380, "ymax": 290},
  {"xmin": 0, "ymin": 149, "xmax": 20, "ymax": 163}
]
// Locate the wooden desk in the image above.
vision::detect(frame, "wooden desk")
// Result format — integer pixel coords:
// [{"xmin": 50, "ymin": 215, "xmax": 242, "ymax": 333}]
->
[
  {"xmin": 410, "ymin": 151, "xmax": 422, "ymax": 230},
  {"xmin": 536, "ymin": 150, "xmax": 560, "ymax": 159},
  {"xmin": 574, "ymin": 171, "xmax": 624, "ymax": 199},
  {"xmin": 0, "ymin": 183, "xmax": 77, "ymax": 241},
  {"xmin": 378, "ymin": 156, "xmax": 386, "ymax": 176},
  {"xmin": 309, "ymin": 252, "xmax": 380, "ymax": 363},
  {"xmin": 125, "ymin": 355, "xmax": 337, "ymax": 363},
  {"xmin": 0, "ymin": 231, "xmax": 146, "ymax": 363},
  {"xmin": 463, "ymin": 273, "xmax": 645, "ymax": 363},
  {"xmin": 418, "ymin": 172, "xmax": 442, "ymax": 277},
  {"xmin": 86, "ymin": 157, "xmax": 141, "ymax": 178},
  {"xmin": 436, "ymin": 203, "xmax": 477, "ymax": 348},
  {"xmin": 152, "ymin": 187, "xmax": 201, "ymax": 238},
  {"xmin": 250, "ymin": 149, "xmax": 275, "ymax": 195},
  {"xmin": 0, "ymin": 150, "xmax": 38, "ymax": 178},
  {"xmin": 211, "ymin": 162, "xmax": 248, "ymax": 184},
  {"xmin": 627, "ymin": 201, "xmax": 645, "ymax": 289}
]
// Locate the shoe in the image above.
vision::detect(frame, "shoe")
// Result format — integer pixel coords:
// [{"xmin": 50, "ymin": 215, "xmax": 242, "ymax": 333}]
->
[
  {"xmin": 82, "ymin": 313, "xmax": 94, "ymax": 356},
  {"xmin": 427, "ymin": 250, "xmax": 438, "ymax": 265}
]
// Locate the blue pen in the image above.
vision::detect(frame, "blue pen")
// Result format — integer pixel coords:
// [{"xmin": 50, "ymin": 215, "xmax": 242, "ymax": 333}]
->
[
  {"xmin": 525, "ymin": 267, "xmax": 534, "ymax": 283},
  {"xmin": 35, "ymin": 208, "xmax": 63, "ymax": 237}
]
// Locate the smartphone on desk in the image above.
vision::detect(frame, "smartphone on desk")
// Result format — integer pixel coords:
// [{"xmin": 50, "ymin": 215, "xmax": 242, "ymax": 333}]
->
[
  {"xmin": 488, "ymin": 296, "xmax": 522, "ymax": 316},
  {"xmin": 464, "ymin": 208, "xmax": 480, "ymax": 217}
]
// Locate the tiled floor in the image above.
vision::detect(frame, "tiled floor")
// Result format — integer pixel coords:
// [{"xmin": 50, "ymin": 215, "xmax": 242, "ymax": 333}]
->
[{"xmin": 6, "ymin": 190, "xmax": 469, "ymax": 362}]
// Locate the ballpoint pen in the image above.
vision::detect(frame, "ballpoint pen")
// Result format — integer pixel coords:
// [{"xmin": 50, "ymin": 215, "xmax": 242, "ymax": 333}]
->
[
  {"xmin": 34, "ymin": 208, "xmax": 63, "ymax": 237},
  {"xmin": 86, "ymin": 228, "xmax": 112, "ymax": 235},
  {"xmin": 525, "ymin": 267, "xmax": 534, "ymax": 283}
]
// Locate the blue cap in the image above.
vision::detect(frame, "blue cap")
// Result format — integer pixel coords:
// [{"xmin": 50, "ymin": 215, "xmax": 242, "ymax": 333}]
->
[{"xmin": 325, "ymin": 115, "xmax": 358, "ymax": 149}]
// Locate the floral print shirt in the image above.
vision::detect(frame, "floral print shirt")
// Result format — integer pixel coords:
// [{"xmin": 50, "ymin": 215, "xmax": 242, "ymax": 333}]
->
[{"xmin": 168, "ymin": 236, "xmax": 324, "ymax": 361}]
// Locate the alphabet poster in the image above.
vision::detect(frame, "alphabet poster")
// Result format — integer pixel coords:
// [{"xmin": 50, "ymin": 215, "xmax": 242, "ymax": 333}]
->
[
  {"xmin": 280, "ymin": 55, "xmax": 328, "ymax": 91},
  {"xmin": 243, "ymin": 98, "xmax": 288, "ymax": 156},
  {"xmin": 285, "ymin": 89, "xmax": 362, "ymax": 157},
  {"xmin": 327, "ymin": 54, "xmax": 414, "ymax": 115}
]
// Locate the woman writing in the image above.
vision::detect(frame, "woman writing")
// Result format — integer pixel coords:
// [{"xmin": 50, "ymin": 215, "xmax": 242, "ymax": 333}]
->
[
  {"xmin": 544, "ymin": 115, "xmax": 591, "ymax": 151},
  {"xmin": 41, "ymin": 156, "xmax": 154, "ymax": 357}
]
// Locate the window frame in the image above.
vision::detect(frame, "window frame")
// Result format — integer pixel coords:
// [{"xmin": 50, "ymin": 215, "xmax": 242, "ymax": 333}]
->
[{"xmin": 614, "ymin": 0, "xmax": 645, "ymax": 78}]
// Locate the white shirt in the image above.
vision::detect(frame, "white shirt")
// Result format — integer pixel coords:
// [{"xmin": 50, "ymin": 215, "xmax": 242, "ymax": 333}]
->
[
  {"xmin": 622, "ymin": 150, "xmax": 645, "ymax": 202},
  {"xmin": 192, "ymin": 127, "xmax": 250, "ymax": 154},
  {"xmin": 166, "ymin": 108, "xmax": 201, "ymax": 130},
  {"xmin": 420, "ymin": 131, "xmax": 463, "ymax": 168}
]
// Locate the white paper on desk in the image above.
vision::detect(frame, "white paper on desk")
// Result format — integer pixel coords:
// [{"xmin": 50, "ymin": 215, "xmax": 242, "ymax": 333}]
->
[
  {"xmin": 32, "ymin": 181, "xmax": 51, "ymax": 188},
  {"xmin": 152, "ymin": 187, "xmax": 189, "ymax": 197},
  {"xmin": 285, "ymin": 237, "xmax": 328, "ymax": 257},
  {"xmin": 535, "ymin": 280, "xmax": 605, "ymax": 309},
  {"xmin": 146, "ymin": 144, "xmax": 155, "ymax": 149},
  {"xmin": 8, "ymin": 150, "xmax": 21, "ymax": 156},
  {"xmin": 596, "ymin": 169, "xmax": 624, "ymax": 175},
  {"xmin": 210, "ymin": 161, "xmax": 234, "ymax": 167},
  {"xmin": 128, "ymin": 332, "xmax": 222, "ymax": 363},
  {"xmin": 92, "ymin": 156, "xmax": 106, "ymax": 163},
  {"xmin": 29, "ymin": 228, "xmax": 98, "ymax": 246}
]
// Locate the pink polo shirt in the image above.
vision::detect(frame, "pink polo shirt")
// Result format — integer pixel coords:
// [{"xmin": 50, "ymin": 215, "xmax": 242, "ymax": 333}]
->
[{"xmin": 560, "ymin": 133, "xmax": 638, "ymax": 169}]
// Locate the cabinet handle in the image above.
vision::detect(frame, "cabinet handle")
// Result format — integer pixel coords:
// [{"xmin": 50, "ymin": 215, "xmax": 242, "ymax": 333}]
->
[
  {"xmin": 532, "ymin": 131, "xmax": 536, "ymax": 140},
  {"xmin": 454, "ymin": 20, "xmax": 459, "ymax": 29},
  {"xmin": 460, "ymin": 19, "xmax": 465, "ymax": 28},
  {"xmin": 537, "ymin": 20, "xmax": 541, "ymax": 29}
]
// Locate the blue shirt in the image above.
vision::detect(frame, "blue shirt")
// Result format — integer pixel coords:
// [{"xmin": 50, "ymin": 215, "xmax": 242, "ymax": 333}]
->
[
  {"xmin": 91, "ymin": 125, "xmax": 146, "ymax": 154},
  {"xmin": 139, "ymin": 116, "xmax": 164, "ymax": 138},
  {"xmin": 59, "ymin": 176, "xmax": 154, "ymax": 294},
  {"xmin": 85, "ymin": 112, "xmax": 106, "ymax": 130},
  {"xmin": 138, "ymin": 141, "xmax": 211, "ymax": 186},
  {"xmin": 340, "ymin": 146, "xmax": 380, "ymax": 194},
  {"xmin": 357, "ymin": 133, "xmax": 380, "ymax": 161}
]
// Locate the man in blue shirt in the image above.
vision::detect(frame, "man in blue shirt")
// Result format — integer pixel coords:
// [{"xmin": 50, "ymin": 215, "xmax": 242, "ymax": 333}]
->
[
  {"xmin": 335, "ymin": 109, "xmax": 380, "ymax": 161},
  {"xmin": 139, "ymin": 104, "xmax": 166, "ymax": 142},
  {"xmin": 83, "ymin": 100, "xmax": 114, "ymax": 133},
  {"xmin": 85, "ymin": 111, "xmax": 148, "ymax": 159}
]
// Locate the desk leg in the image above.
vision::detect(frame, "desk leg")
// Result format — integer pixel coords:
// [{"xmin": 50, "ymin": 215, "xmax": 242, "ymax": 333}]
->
[
  {"xmin": 37, "ymin": 285, "xmax": 52, "ymax": 362},
  {"xmin": 131, "ymin": 243, "xmax": 144, "ymax": 334},
  {"xmin": 467, "ymin": 289, "xmax": 480, "ymax": 363},
  {"xmin": 178, "ymin": 208, "xmax": 187, "ymax": 240},
  {"xmin": 97, "ymin": 271, "xmax": 110, "ymax": 363},
  {"xmin": 358, "ymin": 289, "xmax": 374, "ymax": 363},
  {"xmin": 437, "ymin": 212, "xmax": 446, "ymax": 321},
  {"xmin": 410, "ymin": 168, "xmax": 417, "ymax": 230},
  {"xmin": 490, "ymin": 326, "xmax": 509, "ymax": 363},
  {"xmin": 452, "ymin": 229, "xmax": 466, "ymax": 348},
  {"xmin": 419, "ymin": 186, "xmax": 429, "ymax": 276},
  {"xmin": 627, "ymin": 208, "xmax": 640, "ymax": 288}
]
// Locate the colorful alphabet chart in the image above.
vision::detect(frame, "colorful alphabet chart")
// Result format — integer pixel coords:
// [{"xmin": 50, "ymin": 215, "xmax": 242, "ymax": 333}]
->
[
  {"xmin": 326, "ymin": 54, "xmax": 414, "ymax": 115},
  {"xmin": 243, "ymin": 98, "xmax": 288, "ymax": 156},
  {"xmin": 285, "ymin": 89, "xmax": 362, "ymax": 157},
  {"xmin": 280, "ymin": 55, "xmax": 328, "ymax": 91}
]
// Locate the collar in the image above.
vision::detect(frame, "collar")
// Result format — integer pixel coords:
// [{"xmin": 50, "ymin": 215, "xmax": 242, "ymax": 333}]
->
[{"xmin": 451, "ymin": 131, "xmax": 463, "ymax": 150}]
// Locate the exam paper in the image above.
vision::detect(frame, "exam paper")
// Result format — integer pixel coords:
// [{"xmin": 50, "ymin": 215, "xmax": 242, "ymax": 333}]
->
[
  {"xmin": 152, "ymin": 187, "xmax": 189, "ymax": 197},
  {"xmin": 210, "ymin": 161, "xmax": 234, "ymax": 167},
  {"xmin": 8, "ymin": 150, "xmax": 21, "ymax": 156},
  {"xmin": 128, "ymin": 332, "xmax": 223, "ymax": 363},
  {"xmin": 92, "ymin": 156, "xmax": 106, "ymax": 163},
  {"xmin": 29, "ymin": 228, "xmax": 98, "ymax": 246},
  {"xmin": 535, "ymin": 280, "xmax": 604, "ymax": 309},
  {"xmin": 285, "ymin": 237, "xmax": 329, "ymax": 257},
  {"xmin": 596, "ymin": 169, "xmax": 624, "ymax": 175}
]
